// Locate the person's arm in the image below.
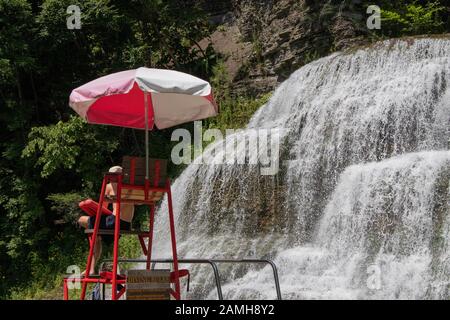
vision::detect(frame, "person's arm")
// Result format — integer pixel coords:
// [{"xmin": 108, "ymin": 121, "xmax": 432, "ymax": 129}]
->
[
  {"xmin": 105, "ymin": 183, "xmax": 111, "ymax": 196},
  {"xmin": 104, "ymin": 184, "xmax": 112, "ymax": 202},
  {"xmin": 104, "ymin": 184, "xmax": 114, "ymax": 212}
]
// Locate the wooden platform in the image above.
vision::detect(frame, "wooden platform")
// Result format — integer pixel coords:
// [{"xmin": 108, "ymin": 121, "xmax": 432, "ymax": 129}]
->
[{"xmin": 105, "ymin": 188, "xmax": 165, "ymax": 204}]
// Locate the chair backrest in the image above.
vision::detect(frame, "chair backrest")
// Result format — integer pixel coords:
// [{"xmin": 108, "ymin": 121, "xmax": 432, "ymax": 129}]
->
[{"xmin": 121, "ymin": 156, "xmax": 167, "ymax": 187}]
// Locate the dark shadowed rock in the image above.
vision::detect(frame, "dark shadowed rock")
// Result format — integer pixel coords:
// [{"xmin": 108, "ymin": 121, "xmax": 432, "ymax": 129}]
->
[{"xmin": 200, "ymin": 0, "xmax": 371, "ymax": 95}]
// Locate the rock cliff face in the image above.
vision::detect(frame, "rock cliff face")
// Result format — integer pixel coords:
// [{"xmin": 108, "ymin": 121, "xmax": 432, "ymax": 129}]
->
[{"xmin": 202, "ymin": 0, "xmax": 370, "ymax": 95}]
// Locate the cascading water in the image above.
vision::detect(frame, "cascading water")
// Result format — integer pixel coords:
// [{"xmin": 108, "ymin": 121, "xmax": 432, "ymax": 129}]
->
[{"xmin": 151, "ymin": 37, "xmax": 450, "ymax": 299}]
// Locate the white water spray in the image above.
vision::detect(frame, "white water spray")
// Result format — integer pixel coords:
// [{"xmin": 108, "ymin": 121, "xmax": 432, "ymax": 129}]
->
[{"xmin": 152, "ymin": 38, "xmax": 450, "ymax": 299}]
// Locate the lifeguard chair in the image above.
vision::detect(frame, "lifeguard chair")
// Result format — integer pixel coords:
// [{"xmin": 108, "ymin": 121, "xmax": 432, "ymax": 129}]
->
[
  {"xmin": 67, "ymin": 66, "xmax": 219, "ymax": 300},
  {"xmin": 63, "ymin": 156, "xmax": 186, "ymax": 300}
]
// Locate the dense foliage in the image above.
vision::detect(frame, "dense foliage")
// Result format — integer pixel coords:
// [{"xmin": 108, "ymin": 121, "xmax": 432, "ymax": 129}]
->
[
  {"xmin": 377, "ymin": 0, "xmax": 448, "ymax": 37},
  {"xmin": 0, "ymin": 0, "xmax": 219, "ymax": 298}
]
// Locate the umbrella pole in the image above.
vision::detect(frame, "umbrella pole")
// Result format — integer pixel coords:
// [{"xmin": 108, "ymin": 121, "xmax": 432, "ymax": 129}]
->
[{"xmin": 144, "ymin": 93, "xmax": 149, "ymax": 180}]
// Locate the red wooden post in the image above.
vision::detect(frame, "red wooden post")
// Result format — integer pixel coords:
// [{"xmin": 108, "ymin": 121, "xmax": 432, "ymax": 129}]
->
[
  {"xmin": 138, "ymin": 235, "xmax": 148, "ymax": 256},
  {"xmin": 63, "ymin": 279, "xmax": 69, "ymax": 300},
  {"xmin": 81, "ymin": 177, "xmax": 107, "ymax": 300}
]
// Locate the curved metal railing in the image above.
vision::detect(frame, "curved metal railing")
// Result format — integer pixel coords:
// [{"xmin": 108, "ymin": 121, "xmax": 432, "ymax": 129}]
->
[{"xmin": 101, "ymin": 258, "xmax": 282, "ymax": 300}]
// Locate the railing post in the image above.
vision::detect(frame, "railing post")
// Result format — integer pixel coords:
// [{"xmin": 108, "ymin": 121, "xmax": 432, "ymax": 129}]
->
[
  {"xmin": 264, "ymin": 259, "xmax": 282, "ymax": 300},
  {"xmin": 208, "ymin": 260, "xmax": 223, "ymax": 300},
  {"xmin": 111, "ymin": 174, "xmax": 122, "ymax": 300},
  {"xmin": 100, "ymin": 258, "xmax": 281, "ymax": 301},
  {"xmin": 166, "ymin": 179, "xmax": 181, "ymax": 299}
]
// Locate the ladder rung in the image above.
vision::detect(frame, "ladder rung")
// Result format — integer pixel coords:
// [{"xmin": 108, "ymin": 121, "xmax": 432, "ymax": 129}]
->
[{"xmin": 85, "ymin": 229, "xmax": 150, "ymax": 236}]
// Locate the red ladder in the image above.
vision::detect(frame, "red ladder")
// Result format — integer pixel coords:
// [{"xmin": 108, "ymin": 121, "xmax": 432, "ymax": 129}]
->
[{"xmin": 64, "ymin": 158, "xmax": 181, "ymax": 300}]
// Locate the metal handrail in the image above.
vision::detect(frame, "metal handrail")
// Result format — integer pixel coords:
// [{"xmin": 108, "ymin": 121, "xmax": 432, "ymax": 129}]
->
[
  {"xmin": 101, "ymin": 258, "xmax": 282, "ymax": 300},
  {"xmin": 210, "ymin": 259, "xmax": 282, "ymax": 300}
]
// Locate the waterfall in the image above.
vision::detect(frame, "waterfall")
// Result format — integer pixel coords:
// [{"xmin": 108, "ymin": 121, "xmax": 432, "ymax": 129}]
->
[{"xmin": 151, "ymin": 37, "xmax": 450, "ymax": 299}]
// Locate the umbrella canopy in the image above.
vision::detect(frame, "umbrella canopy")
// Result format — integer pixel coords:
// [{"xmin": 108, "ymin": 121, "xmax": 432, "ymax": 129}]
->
[
  {"xmin": 69, "ymin": 67, "xmax": 217, "ymax": 130},
  {"xmin": 69, "ymin": 67, "xmax": 217, "ymax": 179}
]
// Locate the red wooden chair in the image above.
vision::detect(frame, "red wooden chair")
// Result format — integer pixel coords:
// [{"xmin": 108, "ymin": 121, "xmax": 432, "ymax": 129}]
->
[{"xmin": 69, "ymin": 156, "xmax": 184, "ymax": 301}]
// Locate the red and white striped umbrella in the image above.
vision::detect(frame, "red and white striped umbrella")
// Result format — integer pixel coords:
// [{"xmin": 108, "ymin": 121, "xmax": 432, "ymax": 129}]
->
[
  {"xmin": 69, "ymin": 67, "xmax": 218, "ymax": 177},
  {"xmin": 69, "ymin": 67, "xmax": 217, "ymax": 130}
]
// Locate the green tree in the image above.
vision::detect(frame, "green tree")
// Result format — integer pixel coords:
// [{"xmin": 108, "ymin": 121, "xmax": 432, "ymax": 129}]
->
[
  {"xmin": 382, "ymin": 1, "xmax": 445, "ymax": 35},
  {"xmin": 0, "ymin": 0, "xmax": 216, "ymax": 298},
  {"xmin": 365, "ymin": 0, "xmax": 448, "ymax": 38}
]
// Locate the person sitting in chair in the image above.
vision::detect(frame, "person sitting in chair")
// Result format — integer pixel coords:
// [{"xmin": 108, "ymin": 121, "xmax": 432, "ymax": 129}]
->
[{"xmin": 77, "ymin": 166, "xmax": 135, "ymax": 275}]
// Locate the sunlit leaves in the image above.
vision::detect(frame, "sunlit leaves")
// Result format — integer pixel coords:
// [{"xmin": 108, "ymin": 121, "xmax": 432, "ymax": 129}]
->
[
  {"xmin": 379, "ymin": 1, "xmax": 446, "ymax": 37},
  {"xmin": 22, "ymin": 116, "xmax": 119, "ymax": 179}
]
